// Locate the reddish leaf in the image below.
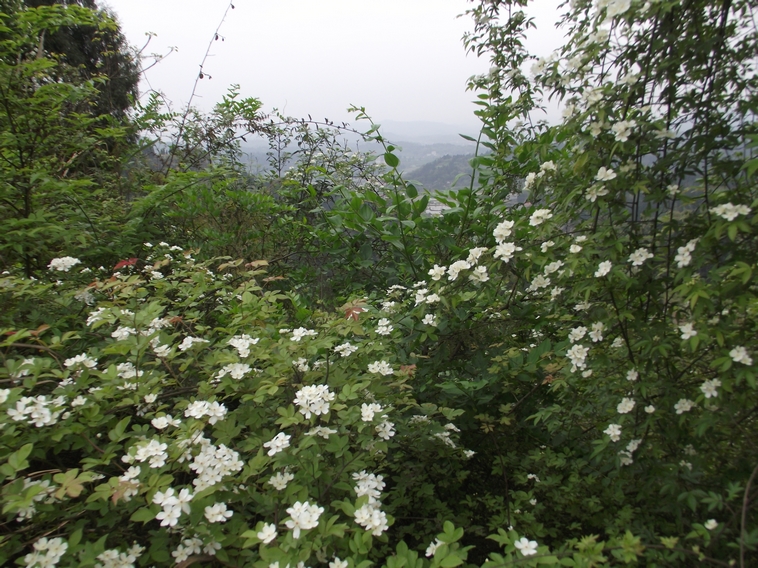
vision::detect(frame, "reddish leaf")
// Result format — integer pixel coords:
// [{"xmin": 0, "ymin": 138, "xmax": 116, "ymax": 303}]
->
[{"xmin": 114, "ymin": 258, "xmax": 138, "ymax": 270}]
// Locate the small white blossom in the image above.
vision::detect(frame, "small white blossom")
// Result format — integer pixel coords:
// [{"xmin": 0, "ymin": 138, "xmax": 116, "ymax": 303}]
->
[
  {"xmin": 617, "ymin": 398, "xmax": 635, "ymax": 414},
  {"xmin": 263, "ymin": 432, "xmax": 291, "ymax": 456},
  {"xmin": 700, "ymin": 378, "xmax": 721, "ymax": 399},
  {"xmin": 628, "ymin": 248, "xmax": 653, "ymax": 266},
  {"xmin": 595, "ymin": 261, "xmax": 612, "ymax": 277},
  {"xmin": 514, "ymin": 537, "xmax": 538, "ymax": 556},
  {"xmin": 679, "ymin": 323, "xmax": 697, "ymax": 340},
  {"xmin": 529, "ymin": 209, "xmax": 553, "ymax": 226},
  {"xmin": 674, "ymin": 399, "xmax": 696, "ymax": 414},
  {"xmin": 604, "ymin": 424, "xmax": 622, "ymax": 442},
  {"xmin": 729, "ymin": 346, "xmax": 753, "ymax": 365}
]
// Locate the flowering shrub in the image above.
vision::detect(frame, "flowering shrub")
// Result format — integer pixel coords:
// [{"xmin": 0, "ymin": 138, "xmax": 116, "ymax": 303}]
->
[{"xmin": 2, "ymin": 0, "xmax": 758, "ymax": 566}]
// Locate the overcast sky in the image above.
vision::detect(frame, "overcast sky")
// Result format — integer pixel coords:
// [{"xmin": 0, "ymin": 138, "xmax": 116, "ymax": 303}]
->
[{"xmin": 102, "ymin": 0, "xmax": 564, "ymax": 129}]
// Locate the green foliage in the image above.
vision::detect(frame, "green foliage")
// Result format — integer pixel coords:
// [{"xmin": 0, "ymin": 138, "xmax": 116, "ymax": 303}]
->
[{"xmin": 1, "ymin": 0, "xmax": 757, "ymax": 566}]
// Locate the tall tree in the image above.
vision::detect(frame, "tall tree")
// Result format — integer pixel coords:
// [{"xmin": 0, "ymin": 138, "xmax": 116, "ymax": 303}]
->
[{"xmin": 22, "ymin": 0, "xmax": 139, "ymax": 119}]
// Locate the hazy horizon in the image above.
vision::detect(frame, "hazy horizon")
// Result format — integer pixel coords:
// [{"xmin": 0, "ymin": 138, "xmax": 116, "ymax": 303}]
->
[{"xmin": 102, "ymin": 0, "xmax": 565, "ymax": 130}]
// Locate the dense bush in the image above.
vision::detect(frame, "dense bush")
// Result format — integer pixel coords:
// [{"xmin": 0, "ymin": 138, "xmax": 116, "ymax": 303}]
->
[{"xmin": 1, "ymin": 0, "xmax": 757, "ymax": 566}]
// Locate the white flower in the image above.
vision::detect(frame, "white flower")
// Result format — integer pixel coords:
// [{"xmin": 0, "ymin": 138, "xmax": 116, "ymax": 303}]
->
[
  {"xmin": 71, "ymin": 395, "xmax": 87, "ymax": 407},
  {"xmin": 48, "ymin": 257, "xmax": 81, "ymax": 272},
  {"xmin": 428, "ymin": 264, "xmax": 446, "ymax": 280},
  {"xmin": 64, "ymin": 353, "xmax": 97, "ymax": 369},
  {"xmin": 469, "ymin": 265, "xmax": 489, "ymax": 284},
  {"xmin": 264, "ymin": 432, "xmax": 291, "ymax": 456},
  {"xmin": 111, "ymin": 326, "xmax": 136, "ymax": 341},
  {"xmin": 569, "ymin": 244, "xmax": 582, "ymax": 254},
  {"xmin": 361, "ymin": 403, "xmax": 384, "ymax": 422},
  {"xmin": 294, "ymin": 384, "xmax": 334, "ymax": 419},
  {"xmin": 541, "ymin": 240, "xmax": 555, "ymax": 252},
  {"xmin": 178, "ymin": 336, "xmax": 209, "ymax": 351},
  {"xmin": 595, "ymin": 261, "xmax": 612, "ymax": 277},
  {"xmin": 227, "ymin": 334, "xmax": 259, "ymax": 358},
  {"xmin": 586, "ymin": 185, "xmax": 609, "ymax": 202},
  {"xmin": 334, "ymin": 342, "xmax": 358, "ymax": 357},
  {"xmin": 729, "ymin": 346, "xmax": 753, "ymax": 365},
  {"xmin": 353, "ymin": 502, "xmax": 389, "ymax": 535},
  {"xmin": 529, "ymin": 209, "xmax": 553, "ymax": 226},
  {"xmin": 217, "ymin": 363, "xmax": 252, "ymax": 380},
  {"xmin": 494, "ymin": 242, "xmax": 522, "ymax": 262},
  {"xmin": 628, "ymin": 247, "xmax": 653, "ymax": 266},
  {"xmin": 447, "ymin": 260, "xmax": 471, "ymax": 281},
  {"xmin": 704, "ymin": 519, "xmax": 718, "ymax": 530},
  {"xmin": 268, "ymin": 470, "xmax": 295, "ymax": 490},
  {"xmin": 514, "ymin": 537, "xmax": 538, "ymax": 556},
  {"xmin": 376, "ymin": 318, "xmax": 394, "ymax": 335},
  {"xmin": 204, "ymin": 502, "xmax": 233, "ymax": 523},
  {"xmin": 422, "ymin": 314, "xmax": 438, "ymax": 326},
  {"xmin": 626, "ymin": 369, "xmax": 639, "ymax": 382},
  {"xmin": 285, "ymin": 501, "xmax": 324, "ymax": 539},
  {"xmin": 595, "ymin": 167, "xmax": 616, "ymax": 182},
  {"xmin": 291, "ymin": 327, "xmax": 317, "ymax": 341},
  {"xmin": 711, "ymin": 203, "xmax": 751, "ymax": 221},
  {"xmin": 425, "ymin": 539, "xmax": 443, "ymax": 557},
  {"xmin": 674, "ymin": 399, "xmax": 696, "ymax": 414},
  {"xmin": 569, "ymin": 326, "xmax": 587, "ymax": 343},
  {"xmin": 589, "ymin": 322, "xmax": 605, "ymax": 342},
  {"xmin": 467, "ymin": 247, "xmax": 488, "ymax": 264},
  {"xmin": 330, "ymin": 557, "xmax": 349, "ymax": 568},
  {"xmin": 700, "ymin": 378, "xmax": 721, "ymax": 399},
  {"xmin": 257, "ymin": 523, "xmax": 277, "ymax": 544},
  {"xmin": 611, "ymin": 119, "xmax": 636, "ymax": 142},
  {"xmin": 675, "ymin": 239, "xmax": 698, "ymax": 268},
  {"xmin": 566, "ymin": 344, "xmax": 589, "ymax": 371},
  {"xmin": 617, "ymin": 398, "xmax": 635, "ymax": 414},
  {"xmin": 544, "ymin": 260, "xmax": 564, "ymax": 275},
  {"xmin": 679, "ymin": 323, "xmax": 697, "ymax": 340},
  {"xmin": 528, "ymin": 274, "xmax": 551, "ymax": 292},
  {"xmin": 376, "ymin": 420, "xmax": 396, "ymax": 440},
  {"xmin": 368, "ymin": 361, "xmax": 393, "ymax": 375},
  {"xmin": 493, "ymin": 220, "xmax": 515, "ymax": 243},
  {"xmin": 644, "ymin": 405, "xmax": 655, "ymax": 414},
  {"xmin": 305, "ymin": 426, "xmax": 337, "ymax": 438},
  {"xmin": 604, "ymin": 423, "xmax": 622, "ymax": 442}
]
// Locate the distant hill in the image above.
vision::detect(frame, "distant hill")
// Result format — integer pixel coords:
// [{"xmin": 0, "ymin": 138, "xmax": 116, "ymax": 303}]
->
[{"xmin": 405, "ymin": 153, "xmax": 475, "ymax": 190}]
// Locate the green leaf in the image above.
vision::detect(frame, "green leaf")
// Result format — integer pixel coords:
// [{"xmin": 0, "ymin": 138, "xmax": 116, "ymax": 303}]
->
[
  {"xmin": 384, "ymin": 152, "xmax": 400, "ymax": 168},
  {"xmin": 406, "ymin": 183, "xmax": 418, "ymax": 199}
]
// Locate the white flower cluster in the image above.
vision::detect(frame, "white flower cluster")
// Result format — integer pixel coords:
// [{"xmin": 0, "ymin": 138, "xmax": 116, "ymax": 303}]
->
[
  {"xmin": 172, "ymin": 537, "xmax": 220, "ymax": 563},
  {"xmin": 334, "ymin": 342, "xmax": 358, "ymax": 357},
  {"xmin": 24, "ymin": 537, "xmax": 68, "ymax": 568},
  {"xmin": 376, "ymin": 318, "xmax": 393, "ymax": 335},
  {"xmin": 122, "ymin": 438, "xmax": 168, "ymax": 469},
  {"xmin": 153, "ymin": 487, "xmax": 193, "ymax": 527},
  {"xmin": 730, "ymin": 346, "xmax": 753, "ymax": 365},
  {"xmin": 611, "ymin": 119, "xmax": 636, "ymax": 142},
  {"xmin": 117, "ymin": 466, "xmax": 141, "ymax": 502},
  {"xmin": 111, "ymin": 326, "xmax": 136, "ymax": 341},
  {"xmin": 675, "ymin": 238, "xmax": 698, "ymax": 268},
  {"xmin": 294, "ymin": 384, "xmax": 334, "ymax": 419},
  {"xmin": 264, "ymin": 432, "xmax": 291, "ymax": 456},
  {"xmin": 228, "ymin": 334, "xmax": 259, "ymax": 357},
  {"xmin": 291, "ymin": 327, "xmax": 318, "ymax": 341},
  {"xmin": 64, "ymin": 353, "xmax": 97, "ymax": 369},
  {"xmin": 447, "ymin": 260, "xmax": 471, "ymax": 281},
  {"xmin": 268, "ymin": 470, "xmax": 295, "ymax": 490},
  {"xmin": 617, "ymin": 397, "xmax": 635, "ymax": 414},
  {"xmin": 529, "ymin": 209, "xmax": 553, "ymax": 226},
  {"xmin": 527, "ymin": 274, "xmax": 551, "ymax": 292},
  {"xmin": 189, "ymin": 442, "xmax": 244, "ymax": 491},
  {"xmin": 604, "ymin": 423, "xmax": 622, "ymax": 442},
  {"xmin": 184, "ymin": 400, "xmax": 227, "ymax": 424},
  {"xmin": 48, "ymin": 256, "xmax": 81, "ymax": 272},
  {"xmin": 589, "ymin": 322, "xmax": 605, "ymax": 342},
  {"xmin": 178, "ymin": 336, "xmax": 209, "ymax": 351},
  {"xmin": 306, "ymin": 426, "xmax": 337, "ymax": 438},
  {"xmin": 428, "ymin": 264, "xmax": 446, "ymax": 280},
  {"xmin": 595, "ymin": 260, "xmax": 612, "ymax": 277},
  {"xmin": 674, "ymin": 399, "xmax": 696, "ymax": 414},
  {"xmin": 711, "ymin": 202, "xmax": 751, "ymax": 221},
  {"xmin": 7, "ymin": 395, "xmax": 66, "ymax": 427},
  {"xmin": 95, "ymin": 544, "xmax": 145, "ymax": 568},
  {"xmin": 568, "ymin": 326, "xmax": 587, "ymax": 343},
  {"xmin": 151, "ymin": 414, "xmax": 180, "ymax": 430},
  {"xmin": 619, "ymin": 439, "xmax": 641, "ymax": 466},
  {"xmin": 700, "ymin": 378, "xmax": 722, "ymax": 398},
  {"xmin": 422, "ymin": 314, "xmax": 438, "ymax": 326},
  {"xmin": 216, "ymin": 363, "xmax": 251, "ymax": 381},
  {"xmin": 353, "ymin": 470, "xmax": 389, "ymax": 535},
  {"xmin": 628, "ymin": 247, "xmax": 653, "ymax": 266},
  {"xmin": 204, "ymin": 502, "xmax": 233, "ymax": 523},
  {"xmin": 368, "ymin": 360, "xmax": 393, "ymax": 375},
  {"xmin": 566, "ymin": 344, "xmax": 589, "ymax": 372},
  {"xmin": 285, "ymin": 501, "xmax": 324, "ymax": 538}
]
